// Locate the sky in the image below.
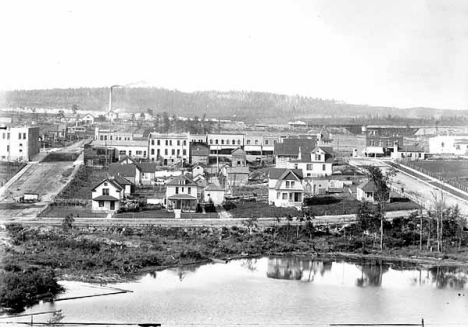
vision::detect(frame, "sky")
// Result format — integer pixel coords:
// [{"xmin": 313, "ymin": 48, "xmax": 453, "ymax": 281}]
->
[{"xmin": 1, "ymin": 0, "xmax": 468, "ymax": 110}]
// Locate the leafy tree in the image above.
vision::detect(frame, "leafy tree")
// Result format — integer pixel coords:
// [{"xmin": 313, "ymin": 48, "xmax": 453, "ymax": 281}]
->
[
  {"xmin": 431, "ymin": 191, "xmax": 446, "ymax": 252},
  {"xmin": 365, "ymin": 166, "xmax": 395, "ymax": 250},
  {"xmin": 356, "ymin": 201, "xmax": 379, "ymax": 249},
  {"xmin": 62, "ymin": 214, "xmax": 74, "ymax": 232},
  {"xmin": 71, "ymin": 104, "xmax": 78, "ymax": 114}
]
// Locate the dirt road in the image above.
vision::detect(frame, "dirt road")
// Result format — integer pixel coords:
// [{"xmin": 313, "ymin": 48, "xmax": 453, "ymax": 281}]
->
[
  {"xmin": 349, "ymin": 158, "xmax": 468, "ymax": 215},
  {"xmin": 0, "ymin": 140, "xmax": 87, "ymax": 218}
]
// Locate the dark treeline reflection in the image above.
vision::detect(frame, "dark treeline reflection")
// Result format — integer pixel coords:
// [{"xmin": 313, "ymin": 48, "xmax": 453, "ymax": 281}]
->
[{"xmin": 267, "ymin": 257, "xmax": 468, "ymax": 290}]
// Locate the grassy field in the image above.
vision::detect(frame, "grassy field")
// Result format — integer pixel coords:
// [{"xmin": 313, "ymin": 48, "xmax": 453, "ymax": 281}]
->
[
  {"xmin": 410, "ymin": 160, "xmax": 468, "ymax": 183},
  {"xmin": 38, "ymin": 205, "xmax": 107, "ymax": 218},
  {"xmin": 0, "ymin": 162, "xmax": 26, "ymax": 186},
  {"xmin": 58, "ymin": 166, "xmax": 108, "ymax": 200},
  {"xmin": 226, "ymin": 195, "xmax": 419, "ymax": 218}
]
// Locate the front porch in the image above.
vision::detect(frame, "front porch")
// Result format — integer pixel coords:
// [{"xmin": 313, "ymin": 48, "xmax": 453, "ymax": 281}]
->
[{"xmin": 167, "ymin": 194, "xmax": 197, "ymax": 212}]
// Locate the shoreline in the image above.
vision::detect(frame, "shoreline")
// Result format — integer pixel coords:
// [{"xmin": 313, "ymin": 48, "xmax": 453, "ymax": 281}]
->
[{"xmin": 59, "ymin": 249, "xmax": 468, "ymax": 284}]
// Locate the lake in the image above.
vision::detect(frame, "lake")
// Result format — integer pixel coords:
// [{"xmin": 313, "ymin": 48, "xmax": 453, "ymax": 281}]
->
[{"xmin": 6, "ymin": 256, "xmax": 468, "ymax": 326}]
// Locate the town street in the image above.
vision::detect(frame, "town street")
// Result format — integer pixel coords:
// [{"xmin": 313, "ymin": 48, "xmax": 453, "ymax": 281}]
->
[{"xmin": 349, "ymin": 158, "xmax": 468, "ymax": 216}]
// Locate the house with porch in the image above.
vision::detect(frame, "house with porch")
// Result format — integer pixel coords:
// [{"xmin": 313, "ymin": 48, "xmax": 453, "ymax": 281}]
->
[
  {"xmin": 391, "ymin": 144, "xmax": 427, "ymax": 161},
  {"xmin": 165, "ymin": 174, "xmax": 199, "ymax": 213},
  {"xmin": 91, "ymin": 178, "xmax": 125, "ymax": 212},
  {"xmin": 268, "ymin": 168, "xmax": 304, "ymax": 208}
]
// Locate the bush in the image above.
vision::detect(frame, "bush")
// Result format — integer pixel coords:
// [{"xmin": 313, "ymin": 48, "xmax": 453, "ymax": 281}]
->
[
  {"xmin": 223, "ymin": 201, "xmax": 237, "ymax": 211},
  {"xmin": 0, "ymin": 268, "xmax": 63, "ymax": 312}
]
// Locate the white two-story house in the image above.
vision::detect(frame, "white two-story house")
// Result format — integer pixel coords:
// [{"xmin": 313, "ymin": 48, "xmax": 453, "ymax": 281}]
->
[
  {"xmin": 91, "ymin": 178, "xmax": 125, "ymax": 212},
  {"xmin": 268, "ymin": 168, "xmax": 304, "ymax": 208},
  {"xmin": 287, "ymin": 146, "xmax": 334, "ymax": 177},
  {"xmin": 165, "ymin": 174, "xmax": 199, "ymax": 212}
]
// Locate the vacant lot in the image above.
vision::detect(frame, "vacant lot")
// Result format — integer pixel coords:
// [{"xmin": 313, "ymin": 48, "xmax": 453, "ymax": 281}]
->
[
  {"xmin": 410, "ymin": 160, "xmax": 468, "ymax": 186},
  {"xmin": 38, "ymin": 205, "xmax": 107, "ymax": 218},
  {"xmin": 0, "ymin": 162, "xmax": 26, "ymax": 186},
  {"xmin": 2, "ymin": 162, "xmax": 76, "ymax": 201},
  {"xmin": 58, "ymin": 166, "xmax": 108, "ymax": 200}
]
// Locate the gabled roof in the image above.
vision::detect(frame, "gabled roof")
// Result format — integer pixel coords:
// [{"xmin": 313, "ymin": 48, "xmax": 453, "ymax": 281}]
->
[
  {"xmin": 231, "ymin": 148, "xmax": 246, "ymax": 156},
  {"xmin": 274, "ymin": 139, "xmax": 316, "ymax": 156},
  {"xmin": 268, "ymin": 168, "xmax": 303, "ymax": 180},
  {"xmin": 92, "ymin": 178, "xmax": 124, "ymax": 191},
  {"xmin": 166, "ymin": 174, "xmax": 197, "ymax": 186},
  {"xmin": 312, "ymin": 146, "xmax": 334, "ymax": 155},
  {"xmin": 357, "ymin": 180, "xmax": 377, "ymax": 192},
  {"xmin": 205, "ymin": 184, "xmax": 224, "ymax": 192},
  {"xmin": 138, "ymin": 162, "xmax": 158, "ymax": 173},
  {"xmin": 93, "ymin": 195, "xmax": 119, "ymax": 201},
  {"xmin": 118, "ymin": 156, "xmax": 138, "ymax": 165},
  {"xmin": 113, "ymin": 175, "xmax": 132, "ymax": 186},
  {"xmin": 109, "ymin": 163, "xmax": 139, "ymax": 178},
  {"xmin": 273, "ymin": 170, "xmax": 303, "ymax": 190}
]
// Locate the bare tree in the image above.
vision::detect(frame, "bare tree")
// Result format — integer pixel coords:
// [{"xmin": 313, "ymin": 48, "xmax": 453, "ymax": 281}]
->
[
  {"xmin": 431, "ymin": 191, "xmax": 446, "ymax": 252},
  {"xmin": 365, "ymin": 166, "xmax": 395, "ymax": 251}
]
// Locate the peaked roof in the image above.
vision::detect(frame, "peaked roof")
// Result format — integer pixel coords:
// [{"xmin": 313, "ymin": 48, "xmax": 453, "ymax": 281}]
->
[
  {"xmin": 312, "ymin": 146, "xmax": 334, "ymax": 155},
  {"xmin": 113, "ymin": 175, "xmax": 132, "ymax": 185},
  {"xmin": 400, "ymin": 144, "xmax": 425, "ymax": 152},
  {"xmin": 166, "ymin": 174, "xmax": 197, "ymax": 186},
  {"xmin": 357, "ymin": 180, "xmax": 377, "ymax": 192},
  {"xmin": 118, "ymin": 156, "xmax": 138, "ymax": 165},
  {"xmin": 231, "ymin": 148, "xmax": 246, "ymax": 155},
  {"xmin": 268, "ymin": 168, "xmax": 303, "ymax": 179},
  {"xmin": 138, "ymin": 162, "xmax": 158, "ymax": 173},
  {"xmin": 92, "ymin": 178, "xmax": 124, "ymax": 191},
  {"xmin": 274, "ymin": 139, "xmax": 317, "ymax": 156},
  {"xmin": 109, "ymin": 163, "xmax": 139, "ymax": 177}
]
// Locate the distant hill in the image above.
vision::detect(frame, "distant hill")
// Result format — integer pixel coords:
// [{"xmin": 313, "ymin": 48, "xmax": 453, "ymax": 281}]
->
[{"xmin": 1, "ymin": 87, "xmax": 467, "ymax": 124}]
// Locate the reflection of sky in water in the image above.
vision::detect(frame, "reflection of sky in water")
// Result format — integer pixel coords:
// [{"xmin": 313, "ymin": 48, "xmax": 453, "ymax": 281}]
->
[{"xmin": 5, "ymin": 257, "xmax": 468, "ymax": 326}]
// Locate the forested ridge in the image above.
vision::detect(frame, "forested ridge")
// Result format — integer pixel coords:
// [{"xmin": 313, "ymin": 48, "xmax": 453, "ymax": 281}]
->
[{"xmin": 1, "ymin": 87, "xmax": 467, "ymax": 123}]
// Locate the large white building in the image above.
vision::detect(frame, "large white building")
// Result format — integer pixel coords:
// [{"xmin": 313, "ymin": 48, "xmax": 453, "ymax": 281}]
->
[
  {"xmin": 148, "ymin": 133, "xmax": 190, "ymax": 165},
  {"xmin": 0, "ymin": 126, "xmax": 40, "ymax": 162},
  {"xmin": 429, "ymin": 135, "xmax": 468, "ymax": 155}
]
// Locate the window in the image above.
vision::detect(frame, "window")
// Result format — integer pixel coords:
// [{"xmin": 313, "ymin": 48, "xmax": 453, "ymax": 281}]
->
[
  {"xmin": 157, "ymin": 140, "xmax": 160, "ymax": 145},
  {"xmin": 136, "ymin": 151, "xmax": 142, "ymax": 155},
  {"xmin": 182, "ymin": 187, "xmax": 185, "ymax": 192},
  {"xmin": 322, "ymin": 164, "xmax": 326, "ymax": 171},
  {"xmin": 306, "ymin": 164, "xmax": 313, "ymax": 170},
  {"xmin": 215, "ymin": 139, "xmax": 218, "ymax": 144},
  {"xmin": 129, "ymin": 151, "xmax": 132, "ymax": 156},
  {"xmin": 165, "ymin": 149, "xmax": 168, "ymax": 155},
  {"xmin": 144, "ymin": 151, "xmax": 146, "ymax": 156},
  {"xmin": 188, "ymin": 187, "xmax": 191, "ymax": 194},
  {"xmin": 221, "ymin": 140, "xmax": 224, "ymax": 145},
  {"xmin": 157, "ymin": 149, "xmax": 160, "ymax": 156},
  {"xmin": 165, "ymin": 140, "xmax": 168, "ymax": 146},
  {"xmin": 102, "ymin": 188, "xmax": 109, "ymax": 195},
  {"xmin": 18, "ymin": 133, "xmax": 22, "ymax": 139},
  {"xmin": 172, "ymin": 149, "xmax": 175, "ymax": 155},
  {"xmin": 19, "ymin": 143, "xmax": 23, "ymax": 147},
  {"xmin": 441, "ymin": 142, "xmax": 445, "ymax": 148},
  {"xmin": 170, "ymin": 140, "xmax": 172, "ymax": 146},
  {"xmin": 183, "ymin": 149, "xmax": 186, "ymax": 155},
  {"xmin": 282, "ymin": 193, "xmax": 287, "ymax": 200},
  {"xmin": 177, "ymin": 140, "xmax": 180, "ymax": 146},
  {"xmin": 19, "ymin": 149, "xmax": 22, "ymax": 152},
  {"xmin": 183, "ymin": 140, "xmax": 186, "ymax": 146},
  {"xmin": 99, "ymin": 201, "xmax": 104, "ymax": 207},
  {"xmin": 315, "ymin": 154, "xmax": 321, "ymax": 161},
  {"xmin": 265, "ymin": 140, "xmax": 269, "ymax": 145},
  {"xmin": 151, "ymin": 149, "xmax": 155, "ymax": 155},
  {"xmin": 247, "ymin": 140, "xmax": 251, "ymax": 145},
  {"xmin": 210, "ymin": 139, "xmax": 213, "ymax": 144},
  {"xmin": 237, "ymin": 140, "xmax": 241, "ymax": 145},
  {"xmin": 151, "ymin": 140, "xmax": 155, "ymax": 145},
  {"xmin": 286, "ymin": 181, "xmax": 290, "ymax": 188},
  {"xmin": 277, "ymin": 192, "xmax": 280, "ymax": 199},
  {"xmin": 291, "ymin": 181, "xmax": 295, "ymax": 188},
  {"xmin": 177, "ymin": 149, "xmax": 180, "ymax": 156},
  {"xmin": 6, "ymin": 145, "xmax": 9, "ymax": 152},
  {"xmin": 175, "ymin": 187, "xmax": 179, "ymax": 194},
  {"xmin": 120, "ymin": 150, "xmax": 126, "ymax": 155},
  {"xmin": 7, "ymin": 133, "xmax": 9, "ymax": 140},
  {"xmin": 2, "ymin": 133, "xmax": 4, "ymax": 139},
  {"xmin": 255, "ymin": 140, "xmax": 258, "ymax": 145}
]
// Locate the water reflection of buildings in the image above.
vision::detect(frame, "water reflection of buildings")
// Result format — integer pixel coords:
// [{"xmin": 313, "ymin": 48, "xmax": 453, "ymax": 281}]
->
[{"xmin": 267, "ymin": 257, "xmax": 332, "ymax": 281}]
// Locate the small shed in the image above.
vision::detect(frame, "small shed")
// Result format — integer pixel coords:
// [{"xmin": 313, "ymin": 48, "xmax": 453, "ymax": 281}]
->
[
  {"xmin": 231, "ymin": 148, "xmax": 247, "ymax": 167},
  {"xmin": 204, "ymin": 184, "xmax": 225, "ymax": 205}
]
